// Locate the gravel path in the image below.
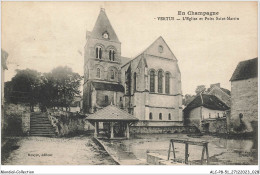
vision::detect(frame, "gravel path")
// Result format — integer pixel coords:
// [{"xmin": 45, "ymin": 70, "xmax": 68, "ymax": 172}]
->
[{"xmin": 2, "ymin": 135, "xmax": 117, "ymax": 165}]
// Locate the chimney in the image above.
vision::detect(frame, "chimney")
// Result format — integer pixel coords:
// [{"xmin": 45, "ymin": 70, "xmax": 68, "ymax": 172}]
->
[{"xmin": 210, "ymin": 83, "xmax": 220, "ymax": 88}]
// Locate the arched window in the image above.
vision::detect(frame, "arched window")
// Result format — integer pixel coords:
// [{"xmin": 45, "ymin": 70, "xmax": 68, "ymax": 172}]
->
[
  {"xmin": 149, "ymin": 113, "xmax": 153, "ymax": 120},
  {"xmin": 165, "ymin": 72, "xmax": 170, "ymax": 94},
  {"xmin": 96, "ymin": 46, "xmax": 102, "ymax": 59},
  {"xmin": 158, "ymin": 70, "xmax": 163, "ymax": 93},
  {"xmin": 134, "ymin": 72, "xmax": 137, "ymax": 92},
  {"xmin": 168, "ymin": 113, "xmax": 171, "ymax": 120},
  {"xmin": 109, "ymin": 49, "xmax": 116, "ymax": 61},
  {"xmin": 110, "ymin": 70, "xmax": 115, "ymax": 80},
  {"xmin": 96, "ymin": 68, "xmax": 100, "ymax": 78},
  {"xmin": 150, "ymin": 70, "xmax": 155, "ymax": 92},
  {"xmin": 159, "ymin": 113, "xmax": 162, "ymax": 120}
]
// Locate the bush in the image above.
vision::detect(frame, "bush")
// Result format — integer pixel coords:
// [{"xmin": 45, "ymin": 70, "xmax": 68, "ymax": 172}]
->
[{"xmin": 4, "ymin": 114, "xmax": 23, "ymax": 136}]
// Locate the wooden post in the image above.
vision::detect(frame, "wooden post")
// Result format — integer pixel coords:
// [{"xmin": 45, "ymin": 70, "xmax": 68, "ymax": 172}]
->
[
  {"xmin": 126, "ymin": 122, "xmax": 130, "ymax": 139},
  {"xmin": 110, "ymin": 122, "xmax": 114, "ymax": 139},
  {"xmin": 94, "ymin": 122, "xmax": 98, "ymax": 138},
  {"xmin": 201, "ymin": 146, "xmax": 205, "ymax": 165},
  {"xmin": 205, "ymin": 143, "xmax": 209, "ymax": 165},
  {"xmin": 172, "ymin": 141, "xmax": 176, "ymax": 159},
  {"xmin": 185, "ymin": 143, "xmax": 189, "ymax": 164},
  {"xmin": 97, "ymin": 122, "xmax": 99, "ymax": 134},
  {"xmin": 167, "ymin": 142, "xmax": 171, "ymax": 160}
]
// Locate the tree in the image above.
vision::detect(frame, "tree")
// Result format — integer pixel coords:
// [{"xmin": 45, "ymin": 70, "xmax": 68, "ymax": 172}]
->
[
  {"xmin": 183, "ymin": 94, "xmax": 195, "ymax": 106},
  {"xmin": 8, "ymin": 69, "xmax": 42, "ymax": 111},
  {"xmin": 47, "ymin": 66, "xmax": 82, "ymax": 111},
  {"xmin": 195, "ymin": 85, "xmax": 206, "ymax": 94}
]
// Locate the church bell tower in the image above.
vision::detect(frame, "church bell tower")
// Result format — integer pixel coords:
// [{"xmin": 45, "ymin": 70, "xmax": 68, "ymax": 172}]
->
[{"xmin": 83, "ymin": 8, "xmax": 124, "ymax": 113}]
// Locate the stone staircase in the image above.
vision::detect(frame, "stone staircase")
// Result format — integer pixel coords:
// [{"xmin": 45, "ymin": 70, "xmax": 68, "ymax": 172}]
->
[{"xmin": 30, "ymin": 112, "xmax": 55, "ymax": 137}]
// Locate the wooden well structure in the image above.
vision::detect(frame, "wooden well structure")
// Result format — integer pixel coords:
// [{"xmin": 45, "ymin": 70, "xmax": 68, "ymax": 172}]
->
[{"xmin": 86, "ymin": 104, "xmax": 138, "ymax": 139}]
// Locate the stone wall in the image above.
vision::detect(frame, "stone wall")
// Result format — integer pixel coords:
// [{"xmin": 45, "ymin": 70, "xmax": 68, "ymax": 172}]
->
[
  {"xmin": 201, "ymin": 118, "xmax": 227, "ymax": 133},
  {"xmin": 133, "ymin": 120, "xmax": 183, "ymax": 127},
  {"xmin": 3, "ymin": 104, "xmax": 31, "ymax": 136},
  {"xmin": 48, "ymin": 110, "xmax": 94, "ymax": 136},
  {"xmin": 230, "ymin": 77, "xmax": 258, "ymax": 133},
  {"xmin": 21, "ymin": 112, "xmax": 30, "ymax": 135},
  {"xmin": 130, "ymin": 125, "xmax": 199, "ymax": 134}
]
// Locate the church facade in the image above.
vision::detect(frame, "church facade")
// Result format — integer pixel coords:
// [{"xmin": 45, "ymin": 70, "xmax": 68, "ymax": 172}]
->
[{"xmin": 83, "ymin": 9, "xmax": 183, "ymax": 126}]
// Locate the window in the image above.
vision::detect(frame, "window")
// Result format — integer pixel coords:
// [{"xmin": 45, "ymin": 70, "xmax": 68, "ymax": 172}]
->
[
  {"xmin": 109, "ymin": 49, "xmax": 115, "ymax": 61},
  {"xmin": 159, "ymin": 113, "xmax": 162, "ymax": 120},
  {"xmin": 168, "ymin": 113, "xmax": 171, "ymax": 120},
  {"xmin": 96, "ymin": 68, "xmax": 100, "ymax": 78},
  {"xmin": 209, "ymin": 113, "xmax": 211, "ymax": 118},
  {"xmin": 110, "ymin": 70, "xmax": 115, "ymax": 80},
  {"xmin": 165, "ymin": 73, "xmax": 170, "ymax": 94},
  {"xmin": 150, "ymin": 70, "xmax": 155, "ymax": 92},
  {"xmin": 96, "ymin": 46, "xmax": 102, "ymax": 59},
  {"xmin": 217, "ymin": 113, "xmax": 220, "ymax": 118},
  {"xmin": 149, "ymin": 113, "xmax": 153, "ymax": 120},
  {"xmin": 134, "ymin": 72, "xmax": 137, "ymax": 92},
  {"xmin": 158, "ymin": 70, "xmax": 163, "ymax": 93},
  {"xmin": 120, "ymin": 97, "xmax": 122, "ymax": 101},
  {"xmin": 158, "ymin": 45, "xmax": 163, "ymax": 53},
  {"xmin": 105, "ymin": 96, "xmax": 108, "ymax": 103}
]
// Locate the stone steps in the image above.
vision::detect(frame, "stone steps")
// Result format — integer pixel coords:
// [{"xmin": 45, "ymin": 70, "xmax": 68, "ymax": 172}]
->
[{"xmin": 30, "ymin": 112, "xmax": 55, "ymax": 137}]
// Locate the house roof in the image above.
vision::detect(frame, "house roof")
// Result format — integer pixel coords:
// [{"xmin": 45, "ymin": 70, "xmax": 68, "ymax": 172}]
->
[
  {"xmin": 91, "ymin": 81, "xmax": 124, "ymax": 92},
  {"xmin": 86, "ymin": 104, "xmax": 139, "ymax": 121},
  {"xmin": 184, "ymin": 94, "xmax": 229, "ymax": 112},
  {"xmin": 91, "ymin": 9, "xmax": 120, "ymax": 43},
  {"xmin": 230, "ymin": 58, "xmax": 258, "ymax": 81}
]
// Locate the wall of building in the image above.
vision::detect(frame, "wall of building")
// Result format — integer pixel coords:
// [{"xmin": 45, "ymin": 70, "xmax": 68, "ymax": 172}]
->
[
  {"xmin": 133, "ymin": 120, "xmax": 183, "ymax": 127},
  {"xmin": 202, "ymin": 107, "xmax": 226, "ymax": 120},
  {"xmin": 230, "ymin": 77, "xmax": 258, "ymax": 133},
  {"xmin": 186, "ymin": 107, "xmax": 201, "ymax": 128},
  {"xmin": 130, "ymin": 125, "xmax": 199, "ymax": 134}
]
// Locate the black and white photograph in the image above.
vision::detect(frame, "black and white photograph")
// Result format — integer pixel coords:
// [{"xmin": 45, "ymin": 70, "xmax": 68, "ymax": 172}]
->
[{"xmin": 1, "ymin": 1, "xmax": 259, "ymax": 174}]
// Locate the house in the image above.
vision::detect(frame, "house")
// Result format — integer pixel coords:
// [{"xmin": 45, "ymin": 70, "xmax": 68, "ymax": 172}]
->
[
  {"xmin": 183, "ymin": 93, "xmax": 229, "ymax": 133},
  {"xmin": 83, "ymin": 8, "xmax": 183, "ymax": 126},
  {"xmin": 229, "ymin": 57, "xmax": 258, "ymax": 133}
]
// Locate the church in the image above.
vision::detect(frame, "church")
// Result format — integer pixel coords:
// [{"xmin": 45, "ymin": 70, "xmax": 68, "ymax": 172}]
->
[{"xmin": 83, "ymin": 8, "xmax": 183, "ymax": 126}]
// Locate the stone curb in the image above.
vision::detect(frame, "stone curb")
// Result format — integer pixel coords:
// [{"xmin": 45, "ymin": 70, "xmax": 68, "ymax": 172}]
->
[{"xmin": 92, "ymin": 137, "xmax": 120, "ymax": 165}]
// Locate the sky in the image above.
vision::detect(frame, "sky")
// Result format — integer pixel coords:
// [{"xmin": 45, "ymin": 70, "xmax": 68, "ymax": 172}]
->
[{"xmin": 1, "ymin": 1, "xmax": 258, "ymax": 95}]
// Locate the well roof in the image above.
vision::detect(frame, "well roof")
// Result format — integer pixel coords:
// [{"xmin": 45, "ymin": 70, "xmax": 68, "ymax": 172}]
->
[{"xmin": 86, "ymin": 105, "xmax": 139, "ymax": 121}]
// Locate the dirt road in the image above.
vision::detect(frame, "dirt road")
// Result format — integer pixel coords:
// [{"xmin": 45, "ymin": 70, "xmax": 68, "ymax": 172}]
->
[{"xmin": 2, "ymin": 135, "xmax": 117, "ymax": 165}]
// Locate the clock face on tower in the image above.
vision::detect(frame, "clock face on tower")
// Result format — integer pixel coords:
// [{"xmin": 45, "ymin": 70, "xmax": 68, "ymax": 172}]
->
[{"xmin": 103, "ymin": 32, "xmax": 109, "ymax": 39}]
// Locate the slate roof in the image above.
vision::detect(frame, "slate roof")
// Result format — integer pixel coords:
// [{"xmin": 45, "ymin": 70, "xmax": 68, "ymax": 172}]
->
[
  {"xmin": 91, "ymin": 81, "xmax": 124, "ymax": 92},
  {"xmin": 230, "ymin": 58, "xmax": 258, "ymax": 81},
  {"xmin": 86, "ymin": 105, "xmax": 139, "ymax": 121},
  {"xmin": 184, "ymin": 94, "xmax": 229, "ymax": 112},
  {"xmin": 91, "ymin": 9, "xmax": 120, "ymax": 43}
]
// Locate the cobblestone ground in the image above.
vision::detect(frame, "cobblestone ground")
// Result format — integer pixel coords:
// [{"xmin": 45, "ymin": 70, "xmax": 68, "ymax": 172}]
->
[{"xmin": 2, "ymin": 135, "xmax": 117, "ymax": 165}]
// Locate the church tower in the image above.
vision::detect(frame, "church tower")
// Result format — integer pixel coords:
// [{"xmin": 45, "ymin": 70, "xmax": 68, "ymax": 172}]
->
[{"xmin": 83, "ymin": 8, "xmax": 125, "ymax": 113}]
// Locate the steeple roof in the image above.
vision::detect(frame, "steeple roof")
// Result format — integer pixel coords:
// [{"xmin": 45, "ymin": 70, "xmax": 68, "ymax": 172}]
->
[{"xmin": 91, "ymin": 8, "xmax": 120, "ymax": 43}]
